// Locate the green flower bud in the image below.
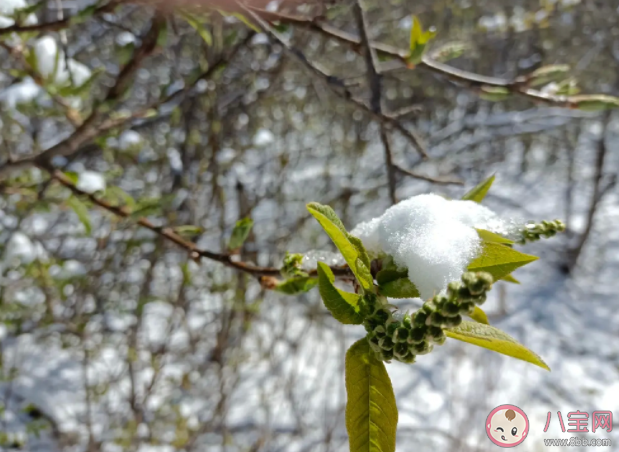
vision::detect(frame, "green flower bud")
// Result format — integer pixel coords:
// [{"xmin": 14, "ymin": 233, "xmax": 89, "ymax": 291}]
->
[
  {"xmin": 408, "ymin": 326, "xmax": 427, "ymax": 344},
  {"xmin": 393, "ymin": 342, "xmax": 409, "ymax": 358},
  {"xmin": 379, "ymin": 336, "xmax": 394, "ymax": 351},
  {"xmin": 398, "ymin": 352, "xmax": 416, "ymax": 364},
  {"xmin": 401, "ymin": 314, "xmax": 413, "ymax": 329},
  {"xmin": 381, "ymin": 348, "xmax": 394, "ymax": 361},
  {"xmin": 474, "ymin": 293, "xmax": 487, "ymax": 306},
  {"xmin": 459, "ymin": 301, "xmax": 476, "ymax": 315},
  {"xmin": 440, "ymin": 301, "xmax": 461, "ymax": 317},
  {"xmin": 373, "ymin": 307, "xmax": 391, "ymax": 323},
  {"xmin": 373, "ymin": 325, "xmax": 387, "ymax": 338},
  {"xmin": 386, "ymin": 321, "xmax": 401, "ymax": 337},
  {"xmin": 426, "ymin": 326, "xmax": 445, "ymax": 344},
  {"xmin": 422, "ymin": 301, "xmax": 437, "ymax": 314},
  {"xmin": 427, "ymin": 312, "xmax": 447, "ymax": 327},
  {"xmin": 368, "ymin": 335, "xmax": 382, "ymax": 353},
  {"xmin": 443, "ymin": 314, "xmax": 462, "ymax": 328},
  {"xmin": 447, "ymin": 281, "xmax": 463, "ymax": 299},
  {"xmin": 413, "ymin": 341, "xmax": 433, "ymax": 355},
  {"xmin": 413, "ymin": 311, "xmax": 429, "ymax": 327},
  {"xmin": 393, "ymin": 327, "xmax": 410, "ymax": 343}
]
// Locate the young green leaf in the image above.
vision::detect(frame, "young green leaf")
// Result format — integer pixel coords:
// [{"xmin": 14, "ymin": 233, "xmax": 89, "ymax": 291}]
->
[
  {"xmin": 407, "ymin": 16, "xmax": 437, "ymax": 65},
  {"xmin": 307, "ymin": 203, "xmax": 374, "ymax": 292},
  {"xmin": 345, "ymin": 339, "xmax": 398, "ymax": 452},
  {"xmin": 468, "ymin": 306, "xmax": 489, "ymax": 324},
  {"xmin": 461, "ymin": 175, "xmax": 495, "ymax": 203},
  {"xmin": 468, "ymin": 242, "xmax": 538, "ymax": 281},
  {"xmin": 477, "ymin": 229, "xmax": 513, "ymax": 244},
  {"xmin": 67, "ymin": 196, "xmax": 91, "ymax": 235},
  {"xmin": 570, "ymin": 94, "xmax": 619, "ymax": 111},
  {"xmin": 376, "ymin": 269, "xmax": 420, "ymax": 299},
  {"xmin": 317, "ymin": 262, "xmax": 363, "ymax": 324},
  {"xmin": 228, "ymin": 218, "xmax": 253, "ymax": 251},
  {"xmin": 180, "ymin": 12, "xmax": 213, "ymax": 46},
  {"xmin": 445, "ymin": 321, "xmax": 549, "ymax": 371},
  {"xmin": 501, "ymin": 274, "xmax": 520, "ymax": 284},
  {"xmin": 275, "ymin": 276, "xmax": 318, "ymax": 295}
]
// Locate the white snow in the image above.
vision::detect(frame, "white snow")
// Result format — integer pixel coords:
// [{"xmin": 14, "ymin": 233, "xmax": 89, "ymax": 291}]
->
[
  {"xmin": 0, "ymin": 77, "xmax": 43, "ymax": 107},
  {"xmin": 253, "ymin": 128, "xmax": 274, "ymax": 147},
  {"xmin": 4, "ymin": 232, "xmax": 45, "ymax": 265},
  {"xmin": 33, "ymin": 36, "xmax": 92, "ymax": 87},
  {"xmin": 76, "ymin": 170, "xmax": 106, "ymax": 194},
  {"xmin": 300, "ymin": 250, "xmax": 345, "ymax": 270},
  {"xmin": 351, "ymin": 194, "xmax": 517, "ymax": 299},
  {"xmin": 0, "ymin": 0, "xmax": 37, "ymax": 28},
  {"xmin": 118, "ymin": 129, "xmax": 143, "ymax": 151}
]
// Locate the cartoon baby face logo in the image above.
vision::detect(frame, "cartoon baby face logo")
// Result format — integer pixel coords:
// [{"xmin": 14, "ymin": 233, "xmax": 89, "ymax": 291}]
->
[{"xmin": 486, "ymin": 405, "xmax": 529, "ymax": 448}]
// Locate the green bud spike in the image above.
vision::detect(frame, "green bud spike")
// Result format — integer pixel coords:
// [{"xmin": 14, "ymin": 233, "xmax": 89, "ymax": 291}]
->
[{"xmin": 408, "ymin": 326, "xmax": 427, "ymax": 344}]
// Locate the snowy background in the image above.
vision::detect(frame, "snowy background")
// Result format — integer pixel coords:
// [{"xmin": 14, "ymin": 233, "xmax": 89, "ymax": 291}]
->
[{"xmin": 1, "ymin": 0, "xmax": 619, "ymax": 451}]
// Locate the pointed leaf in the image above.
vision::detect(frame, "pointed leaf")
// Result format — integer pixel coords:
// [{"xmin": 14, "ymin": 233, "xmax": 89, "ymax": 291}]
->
[
  {"xmin": 228, "ymin": 217, "xmax": 253, "ymax": 251},
  {"xmin": 67, "ymin": 196, "xmax": 91, "ymax": 235},
  {"xmin": 468, "ymin": 242, "xmax": 538, "ymax": 281},
  {"xmin": 275, "ymin": 276, "xmax": 317, "ymax": 295},
  {"xmin": 468, "ymin": 306, "xmax": 489, "ymax": 324},
  {"xmin": 317, "ymin": 262, "xmax": 363, "ymax": 324},
  {"xmin": 346, "ymin": 339, "xmax": 398, "ymax": 452},
  {"xmin": 307, "ymin": 203, "xmax": 374, "ymax": 292},
  {"xmin": 462, "ymin": 175, "xmax": 495, "ymax": 203},
  {"xmin": 446, "ymin": 321, "xmax": 549, "ymax": 370},
  {"xmin": 477, "ymin": 228, "xmax": 513, "ymax": 244},
  {"xmin": 409, "ymin": 16, "xmax": 422, "ymax": 50},
  {"xmin": 501, "ymin": 274, "xmax": 520, "ymax": 284},
  {"xmin": 376, "ymin": 269, "xmax": 419, "ymax": 299}
]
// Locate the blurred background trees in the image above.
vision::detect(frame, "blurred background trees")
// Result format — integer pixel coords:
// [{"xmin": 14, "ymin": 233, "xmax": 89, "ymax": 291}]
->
[{"xmin": 0, "ymin": 0, "xmax": 618, "ymax": 450}]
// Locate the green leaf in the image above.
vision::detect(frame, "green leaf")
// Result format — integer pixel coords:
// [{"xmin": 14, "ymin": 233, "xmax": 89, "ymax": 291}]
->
[
  {"xmin": 67, "ymin": 196, "xmax": 91, "ymax": 235},
  {"xmin": 479, "ymin": 86, "xmax": 511, "ymax": 102},
  {"xmin": 476, "ymin": 229, "xmax": 513, "ymax": 244},
  {"xmin": 307, "ymin": 203, "xmax": 374, "ymax": 292},
  {"xmin": 501, "ymin": 274, "xmax": 520, "ymax": 284},
  {"xmin": 376, "ymin": 269, "xmax": 419, "ymax": 299},
  {"xmin": 156, "ymin": 20, "xmax": 169, "ymax": 47},
  {"xmin": 281, "ymin": 252, "xmax": 306, "ymax": 278},
  {"xmin": 173, "ymin": 225, "xmax": 204, "ymax": 238},
  {"xmin": 345, "ymin": 339, "xmax": 398, "ymax": 452},
  {"xmin": 527, "ymin": 64, "xmax": 570, "ymax": 87},
  {"xmin": 181, "ymin": 12, "xmax": 213, "ymax": 46},
  {"xmin": 104, "ymin": 185, "xmax": 136, "ymax": 209},
  {"xmin": 570, "ymin": 94, "xmax": 619, "ymax": 111},
  {"xmin": 275, "ymin": 276, "xmax": 317, "ymax": 295},
  {"xmin": 63, "ymin": 171, "xmax": 79, "ymax": 185},
  {"xmin": 468, "ymin": 306, "xmax": 489, "ymax": 324},
  {"xmin": 446, "ymin": 321, "xmax": 549, "ymax": 370},
  {"xmin": 407, "ymin": 16, "xmax": 436, "ymax": 65},
  {"xmin": 228, "ymin": 218, "xmax": 253, "ymax": 251},
  {"xmin": 317, "ymin": 262, "xmax": 363, "ymax": 324},
  {"xmin": 461, "ymin": 175, "xmax": 495, "ymax": 203},
  {"xmin": 116, "ymin": 43, "xmax": 135, "ymax": 67},
  {"xmin": 468, "ymin": 242, "xmax": 538, "ymax": 281}
]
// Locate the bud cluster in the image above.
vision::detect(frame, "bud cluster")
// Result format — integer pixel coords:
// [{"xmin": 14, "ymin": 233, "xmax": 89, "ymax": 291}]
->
[
  {"xmin": 518, "ymin": 219, "xmax": 566, "ymax": 244},
  {"xmin": 364, "ymin": 272, "xmax": 494, "ymax": 364}
]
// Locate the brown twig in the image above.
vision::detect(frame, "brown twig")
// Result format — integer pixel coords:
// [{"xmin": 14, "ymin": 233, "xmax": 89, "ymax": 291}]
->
[
  {"xmin": 392, "ymin": 163, "xmax": 464, "ymax": 185},
  {"xmin": 240, "ymin": 4, "xmax": 427, "ymax": 158},
  {"xmin": 254, "ymin": 8, "xmax": 595, "ymax": 108},
  {"xmin": 44, "ymin": 167, "xmax": 352, "ymax": 282}
]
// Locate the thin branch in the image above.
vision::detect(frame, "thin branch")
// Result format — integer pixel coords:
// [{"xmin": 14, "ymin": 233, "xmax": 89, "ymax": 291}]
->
[
  {"xmin": 392, "ymin": 163, "xmax": 464, "ymax": 185},
  {"xmin": 254, "ymin": 8, "xmax": 600, "ymax": 108},
  {"xmin": 240, "ymin": 4, "xmax": 427, "ymax": 158},
  {"xmin": 42, "ymin": 167, "xmax": 352, "ymax": 283},
  {"xmin": 352, "ymin": 1, "xmax": 397, "ymax": 204}
]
